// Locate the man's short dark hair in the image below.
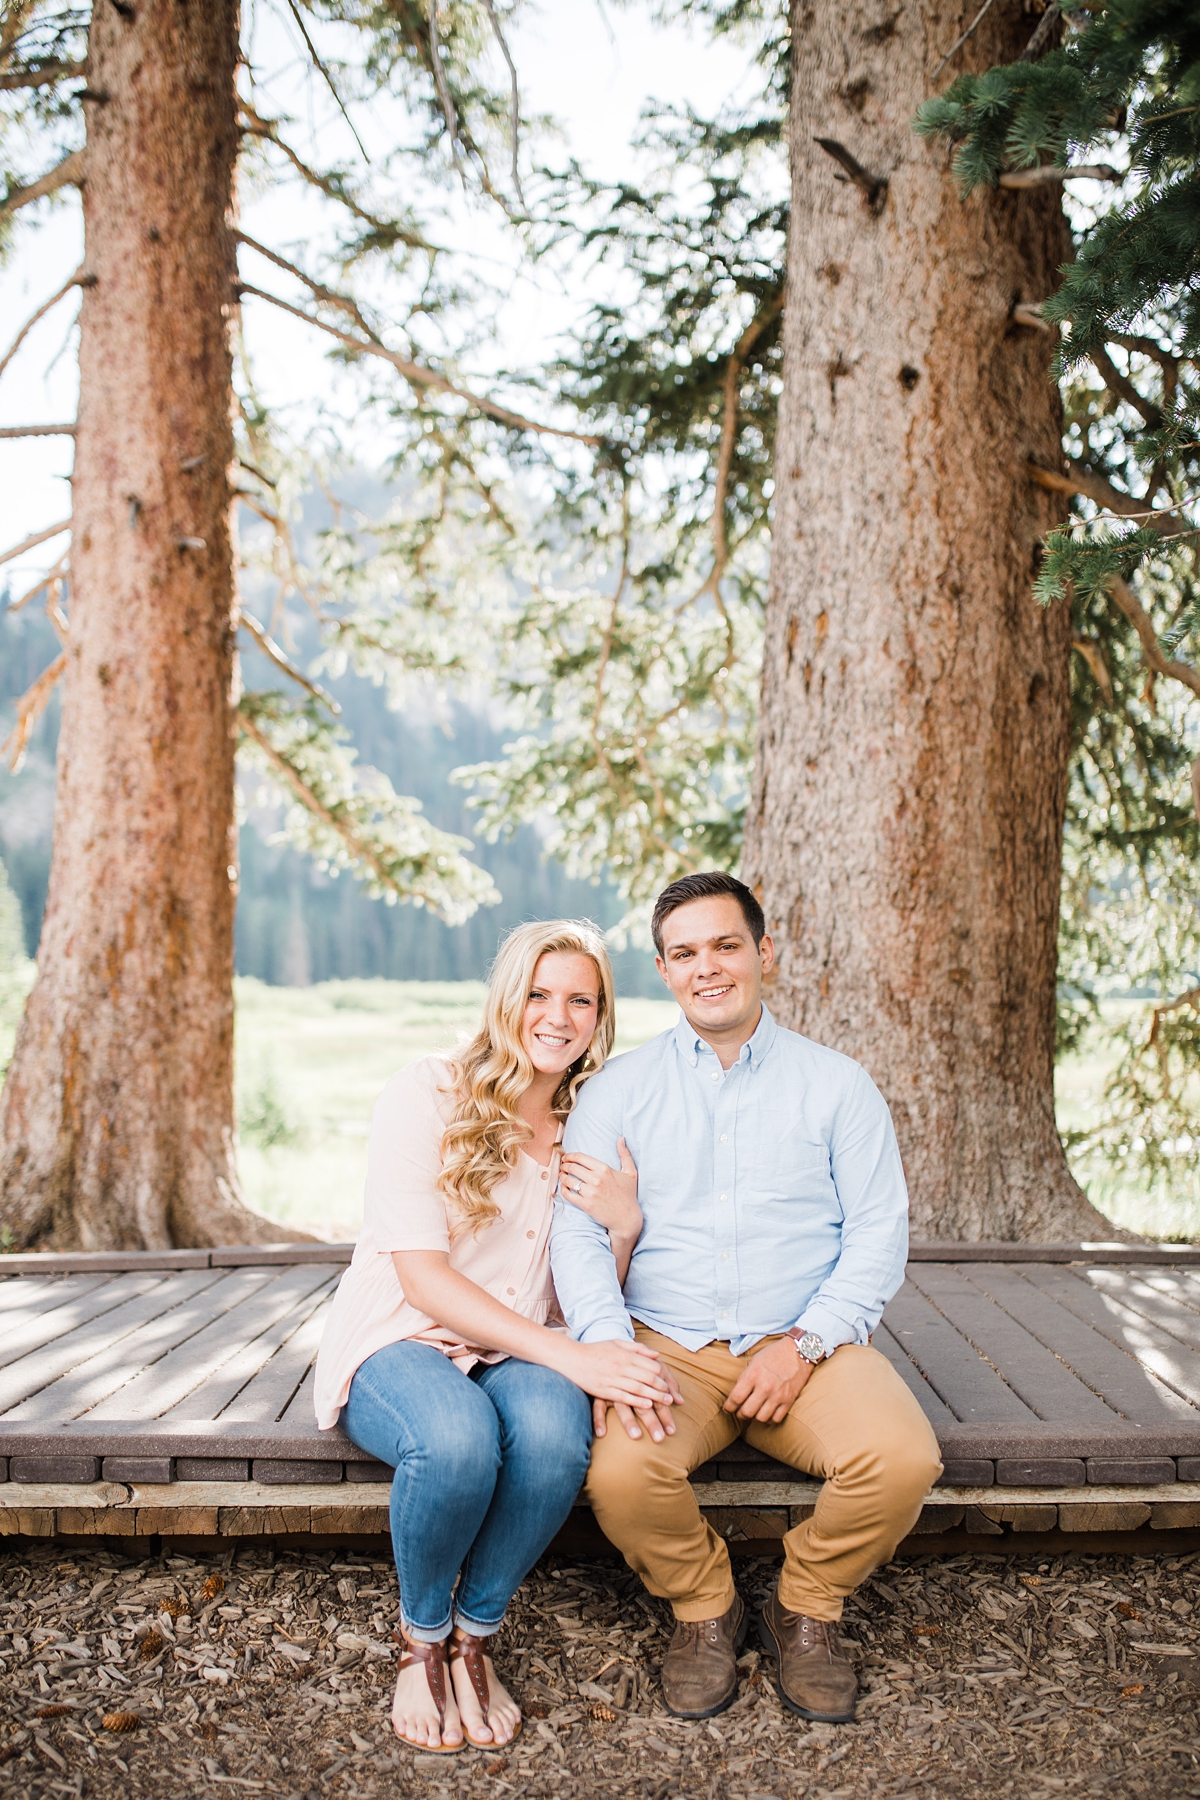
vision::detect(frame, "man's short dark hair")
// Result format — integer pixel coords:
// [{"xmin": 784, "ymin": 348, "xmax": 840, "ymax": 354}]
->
[{"xmin": 651, "ymin": 871, "xmax": 765, "ymax": 956}]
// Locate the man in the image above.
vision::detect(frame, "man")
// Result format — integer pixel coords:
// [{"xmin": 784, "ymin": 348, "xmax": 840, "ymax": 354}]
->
[{"xmin": 550, "ymin": 871, "xmax": 941, "ymax": 1724}]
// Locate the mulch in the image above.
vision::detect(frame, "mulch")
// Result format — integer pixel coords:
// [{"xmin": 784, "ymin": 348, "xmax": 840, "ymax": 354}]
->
[{"xmin": 1, "ymin": 1541, "xmax": 1198, "ymax": 1798}]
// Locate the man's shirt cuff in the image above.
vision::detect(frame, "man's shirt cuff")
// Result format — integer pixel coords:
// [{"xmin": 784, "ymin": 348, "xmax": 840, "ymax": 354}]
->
[
  {"xmin": 793, "ymin": 1305, "xmax": 863, "ymax": 1354},
  {"xmin": 577, "ymin": 1317, "xmax": 636, "ymax": 1346}
]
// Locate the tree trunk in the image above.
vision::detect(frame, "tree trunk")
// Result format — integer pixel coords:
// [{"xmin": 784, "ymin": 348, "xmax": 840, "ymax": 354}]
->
[
  {"xmin": 744, "ymin": 2, "xmax": 1113, "ymax": 1241},
  {"xmin": 0, "ymin": 0, "xmax": 298, "ymax": 1248}
]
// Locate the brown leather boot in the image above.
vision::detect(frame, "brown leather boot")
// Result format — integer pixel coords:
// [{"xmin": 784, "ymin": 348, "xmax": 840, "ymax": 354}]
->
[
  {"xmin": 660, "ymin": 1594, "xmax": 746, "ymax": 1719},
  {"xmin": 757, "ymin": 1590, "xmax": 857, "ymax": 1722}
]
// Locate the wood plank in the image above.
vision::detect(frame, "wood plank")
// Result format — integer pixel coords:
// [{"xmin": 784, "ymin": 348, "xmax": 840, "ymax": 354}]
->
[
  {"xmin": 222, "ymin": 1300, "xmax": 331, "ymax": 1422},
  {"xmin": 907, "ymin": 1244, "xmax": 1200, "ymax": 1265},
  {"xmin": 1089, "ymin": 1269, "xmax": 1200, "ymax": 1352},
  {"xmin": 279, "ymin": 1358, "xmax": 317, "ymax": 1428},
  {"xmin": 1022, "ymin": 1265, "xmax": 1200, "ymax": 1411},
  {"xmin": 0, "ymin": 1249, "xmax": 212, "ymax": 1272},
  {"xmin": 905, "ymin": 1264, "xmax": 1114, "ymax": 1423},
  {"xmin": 0, "ymin": 1270, "xmax": 225, "ymax": 1415},
  {"xmin": 160, "ymin": 1267, "xmax": 338, "ymax": 1419},
  {"xmin": 0, "ymin": 1274, "xmax": 106, "ymax": 1314},
  {"xmin": 82, "ymin": 1267, "xmax": 319, "ymax": 1420},
  {"xmin": 872, "ymin": 1323, "xmax": 956, "ymax": 1425},
  {"xmin": 0, "ymin": 1272, "xmax": 169, "ymax": 1375},
  {"xmin": 961, "ymin": 1262, "xmax": 1195, "ymax": 1423},
  {"xmin": 879, "ymin": 1280, "xmax": 1037, "ymax": 1423}
]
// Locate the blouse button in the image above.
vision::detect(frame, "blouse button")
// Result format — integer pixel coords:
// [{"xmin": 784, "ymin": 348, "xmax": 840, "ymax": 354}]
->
[
  {"xmin": 526, "ymin": 1229, "xmax": 535, "ymax": 1239},
  {"xmin": 540, "ymin": 1169, "xmax": 548, "ymax": 1179},
  {"xmin": 506, "ymin": 1286, "xmax": 516, "ymax": 1296}
]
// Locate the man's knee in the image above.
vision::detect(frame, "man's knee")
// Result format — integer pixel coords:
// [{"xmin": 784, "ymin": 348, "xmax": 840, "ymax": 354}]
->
[{"xmin": 585, "ymin": 1422, "xmax": 688, "ymax": 1514}]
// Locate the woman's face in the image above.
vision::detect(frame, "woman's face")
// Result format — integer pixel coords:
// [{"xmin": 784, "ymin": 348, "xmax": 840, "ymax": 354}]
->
[{"xmin": 521, "ymin": 951, "xmax": 601, "ymax": 1076}]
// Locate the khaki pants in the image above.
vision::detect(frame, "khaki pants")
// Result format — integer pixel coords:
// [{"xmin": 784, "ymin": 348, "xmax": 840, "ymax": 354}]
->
[{"xmin": 585, "ymin": 1327, "xmax": 942, "ymax": 1623}]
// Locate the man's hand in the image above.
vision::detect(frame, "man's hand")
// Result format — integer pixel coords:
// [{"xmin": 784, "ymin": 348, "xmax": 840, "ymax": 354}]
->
[
  {"xmin": 593, "ymin": 1360, "xmax": 684, "ymax": 1444},
  {"xmin": 724, "ymin": 1336, "xmax": 815, "ymax": 1424}
]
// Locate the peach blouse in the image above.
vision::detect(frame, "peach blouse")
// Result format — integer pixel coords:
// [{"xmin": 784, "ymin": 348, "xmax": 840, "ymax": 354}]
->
[{"xmin": 313, "ymin": 1054, "xmax": 563, "ymax": 1430}]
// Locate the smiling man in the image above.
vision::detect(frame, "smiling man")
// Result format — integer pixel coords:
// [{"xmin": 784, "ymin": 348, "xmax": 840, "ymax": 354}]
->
[{"xmin": 551, "ymin": 871, "xmax": 940, "ymax": 1724}]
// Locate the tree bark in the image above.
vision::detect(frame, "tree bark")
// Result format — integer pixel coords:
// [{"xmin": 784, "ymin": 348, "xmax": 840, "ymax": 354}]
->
[
  {"xmin": 744, "ymin": 2, "xmax": 1113, "ymax": 1241},
  {"xmin": 0, "ymin": 0, "xmax": 299, "ymax": 1248}
]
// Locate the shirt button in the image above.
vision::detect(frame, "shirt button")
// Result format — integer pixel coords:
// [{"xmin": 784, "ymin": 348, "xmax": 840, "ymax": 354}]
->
[
  {"xmin": 720, "ymin": 1253, "xmax": 728, "ymax": 1262},
  {"xmin": 719, "ymin": 1194, "xmax": 728, "ymax": 1202},
  {"xmin": 720, "ymin": 1310, "xmax": 728, "ymax": 1319},
  {"xmin": 526, "ymin": 1230, "xmax": 535, "ymax": 1239},
  {"xmin": 710, "ymin": 1073, "xmax": 719, "ymax": 1082},
  {"xmin": 506, "ymin": 1287, "xmax": 516, "ymax": 1296},
  {"xmin": 719, "ymin": 1134, "xmax": 728, "ymax": 1143},
  {"xmin": 540, "ymin": 1169, "xmax": 548, "ymax": 1179}
]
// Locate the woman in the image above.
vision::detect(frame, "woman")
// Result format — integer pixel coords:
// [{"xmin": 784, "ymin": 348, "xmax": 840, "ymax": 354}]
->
[{"xmin": 314, "ymin": 920, "xmax": 665, "ymax": 1755}]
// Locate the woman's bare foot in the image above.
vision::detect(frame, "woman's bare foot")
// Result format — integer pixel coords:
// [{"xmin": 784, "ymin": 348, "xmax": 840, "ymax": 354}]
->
[
  {"xmin": 392, "ymin": 1640, "xmax": 463, "ymax": 1750},
  {"xmin": 448, "ymin": 1629, "xmax": 522, "ymax": 1746}
]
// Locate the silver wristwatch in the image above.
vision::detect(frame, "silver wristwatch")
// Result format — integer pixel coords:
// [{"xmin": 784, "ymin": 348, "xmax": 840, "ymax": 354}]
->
[{"xmin": 787, "ymin": 1328, "xmax": 827, "ymax": 1365}]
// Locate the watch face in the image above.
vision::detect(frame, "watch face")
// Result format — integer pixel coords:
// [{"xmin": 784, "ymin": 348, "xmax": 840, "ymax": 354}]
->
[{"xmin": 797, "ymin": 1332, "xmax": 825, "ymax": 1363}]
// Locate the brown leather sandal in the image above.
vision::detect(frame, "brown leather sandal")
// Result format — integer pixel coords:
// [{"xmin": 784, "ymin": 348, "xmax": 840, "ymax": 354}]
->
[
  {"xmin": 392, "ymin": 1631, "xmax": 462, "ymax": 1753},
  {"xmin": 448, "ymin": 1630, "xmax": 522, "ymax": 1748}
]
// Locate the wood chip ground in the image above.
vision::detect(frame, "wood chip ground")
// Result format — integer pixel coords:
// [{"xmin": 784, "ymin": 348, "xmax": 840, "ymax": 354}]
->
[{"xmin": 1, "ymin": 1545, "xmax": 1198, "ymax": 1797}]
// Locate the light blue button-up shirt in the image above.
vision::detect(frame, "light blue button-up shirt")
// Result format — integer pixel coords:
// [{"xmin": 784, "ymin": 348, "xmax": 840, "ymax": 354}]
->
[{"xmin": 550, "ymin": 1005, "xmax": 908, "ymax": 1355}]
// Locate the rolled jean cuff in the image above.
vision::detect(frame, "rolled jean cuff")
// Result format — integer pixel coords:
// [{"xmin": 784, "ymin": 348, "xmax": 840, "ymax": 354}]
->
[
  {"xmin": 453, "ymin": 1609, "xmax": 504, "ymax": 1638},
  {"xmin": 402, "ymin": 1614, "xmax": 453, "ymax": 1645}
]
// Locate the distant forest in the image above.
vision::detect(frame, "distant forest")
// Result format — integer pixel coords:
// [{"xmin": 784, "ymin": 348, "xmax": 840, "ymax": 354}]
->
[{"xmin": 0, "ymin": 602, "xmax": 660, "ymax": 995}]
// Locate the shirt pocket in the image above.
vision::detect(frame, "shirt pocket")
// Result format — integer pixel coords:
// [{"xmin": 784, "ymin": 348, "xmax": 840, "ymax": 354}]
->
[{"xmin": 740, "ymin": 1126, "xmax": 835, "ymax": 1209}]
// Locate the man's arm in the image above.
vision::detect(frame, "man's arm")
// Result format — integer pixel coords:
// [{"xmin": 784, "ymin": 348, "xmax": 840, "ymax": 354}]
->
[
  {"xmin": 725, "ymin": 1061, "xmax": 908, "ymax": 1424},
  {"xmin": 551, "ymin": 1073, "xmax": 636, "ymax": 1344},
  {"xmin": 792, "ymin": 1063, "xmax": 908, "ymax": 1350}
]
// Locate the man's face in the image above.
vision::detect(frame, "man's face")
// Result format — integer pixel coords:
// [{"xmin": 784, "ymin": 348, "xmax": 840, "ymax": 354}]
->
[{"xmin": 655, "ymin": 895, "xmax": 775, "ymax": 1038}]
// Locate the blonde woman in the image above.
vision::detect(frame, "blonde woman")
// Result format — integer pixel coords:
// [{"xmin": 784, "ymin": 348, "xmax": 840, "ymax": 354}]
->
[{"xmin": 314, "ymin": 921, "xmax": 673, "ymax": 1756}]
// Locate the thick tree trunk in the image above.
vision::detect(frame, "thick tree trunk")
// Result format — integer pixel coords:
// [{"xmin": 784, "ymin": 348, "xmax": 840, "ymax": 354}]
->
[
  {"xmin": 0, "ymin": 1, "xmax": 298, "ymax": 1248},
  {"xmin": 744, "ymin": 2, "xmax": 1113, "ymax": 1241}
]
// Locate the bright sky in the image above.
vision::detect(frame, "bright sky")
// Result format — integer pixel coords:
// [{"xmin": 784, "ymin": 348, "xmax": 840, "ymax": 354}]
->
[{"xmin": 0, "ymin": 1, "xmax": 764, "ymax": 594}]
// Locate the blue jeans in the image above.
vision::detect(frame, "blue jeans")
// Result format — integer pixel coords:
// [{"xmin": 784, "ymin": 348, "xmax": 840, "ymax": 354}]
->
[{"xmin": 342, "ymin": 1341, "xmax": 592, "ymax": 1643}]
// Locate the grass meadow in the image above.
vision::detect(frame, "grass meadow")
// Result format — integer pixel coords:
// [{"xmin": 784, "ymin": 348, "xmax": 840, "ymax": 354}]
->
[{"xmin": 235, "ymin": 978, "xmax": 1199, "ymax": 1244}]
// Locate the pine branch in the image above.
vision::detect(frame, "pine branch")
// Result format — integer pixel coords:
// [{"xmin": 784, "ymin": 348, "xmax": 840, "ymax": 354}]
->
[
  {"xmin": 6, "ymin": 554, "xmax": 68, "ymax": 616},
  {"xmin": 932, "ymin": 0, "xmax": 1001, "ymax": 80},
  {"xmin": 0, "ymin": 60, "xmax": 86, "ymax": 91},
  {"xmin": 238, "ymin": 102, "xmax": 437, "ymax": 253},
  {"xmin": 705, "ymin": 291, "xmax": 785, "ymax": 596},
  {"xmin": 0, "ymin": 268, "xmax": 89, "ymax": 381},
  {"xmin": 480, "ymin": 0, "xmax": 526, "ymax": 211},
  {"xmin": 1020, "ymin": 2, "xmax": 1064, "ymax": 63},
  {"xmin": 236, "ymin": 281, "xmax": 605, "ymax": 445},
  {"xmin": 0, "ymin": 519, "xmax": 71, "ymax": 568},
  {"xmin": 996, "ymin": 163, "xmax": 1120, "ymax": 188},
  {"xmin": 1071, "ymin": 634, "xmax": 1115, "ymax": 706},
  {"xmin": 0, "ymin": 148, "xmax": 84, "ymax": 223},
  {"xmin": 0, "ymin": 424, "xmax": 76, "ymax": 437},
  {"xmin": 1089, "ymin": 343, "xmax": 1164, "ymax": 430},
  {"xmin": 1107, "ymin": 574, "xmax": 1200, "ymax": 705},
  {"xmin": 280, "ymin": 0, "xmax": 369, "ymax": 162},
  {"xmin": 238, "ymin": 610, "xmax": 340, "ymax": 713},
  {"xmin": 1, "ymin": 651, "xmax": 66, "ymax": 773},
  {"xmin": 813, "ymin": 137, "xmax": 887, "ymax": 213},
  {"xmin": 1028, "ymin": 459, "xmax": 1188, "ymax": 535},
  {"xmin": 235, "ymin": 232, "xmax": 377, "ymax": 336}
]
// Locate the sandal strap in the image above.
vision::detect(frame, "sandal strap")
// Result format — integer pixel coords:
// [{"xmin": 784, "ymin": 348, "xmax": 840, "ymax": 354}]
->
[
  {"xmin": 394, "ymin": 1630, "xmax": 450, "ymax": 1730},
  {"xmin": 448, "ymin": 1631, "xmax": 491, "ymax": 1724}
]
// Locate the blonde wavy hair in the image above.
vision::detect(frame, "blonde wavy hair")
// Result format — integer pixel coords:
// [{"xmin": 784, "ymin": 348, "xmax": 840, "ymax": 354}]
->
[{"xmin": 438, "ymin": 920, "xmax": 616, "ymax": 1235}]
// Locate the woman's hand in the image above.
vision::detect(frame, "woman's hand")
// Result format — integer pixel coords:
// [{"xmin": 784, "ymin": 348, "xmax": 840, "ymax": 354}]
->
[
  {"xmin": 562, "ymin": 1336, "xmax": 676, "ymax": 1416},
  {"xmin": 560, "ymin": 1139, "xmax": 642, "ymax": 1250}
]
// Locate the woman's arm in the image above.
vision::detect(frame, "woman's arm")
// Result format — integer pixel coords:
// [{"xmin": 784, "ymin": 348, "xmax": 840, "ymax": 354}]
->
[
  {"xmin": 391, "ymin": 1250, "xmax": 673, "ymax": 1414},
  {"xmin": 559, "ymin": 1139, "xmax": 642, "ymax": 1283}
]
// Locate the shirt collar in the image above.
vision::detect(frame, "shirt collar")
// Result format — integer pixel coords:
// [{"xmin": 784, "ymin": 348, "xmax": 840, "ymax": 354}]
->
[{"xmin": 673, "ymin": 1002, "xmax": 777, "ymax": 1069}]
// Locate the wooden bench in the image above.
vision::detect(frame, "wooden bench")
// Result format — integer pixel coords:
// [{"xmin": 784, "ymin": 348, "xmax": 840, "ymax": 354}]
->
[{"xmin": 2, "ymin": 1243, "xmax": 1200, "ymax": 1551}]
